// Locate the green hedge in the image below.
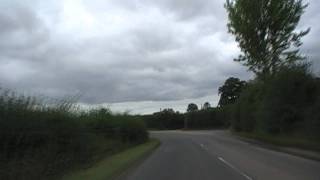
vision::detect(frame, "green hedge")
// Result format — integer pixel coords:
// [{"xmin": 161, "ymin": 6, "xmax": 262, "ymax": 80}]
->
[
  {"xmin": 228, "ymin": 65, "xmax": 320, "ymax": 141},
  {"xmin": 0, "ymin": 89, "xmax": 148, "ymax": 180}
]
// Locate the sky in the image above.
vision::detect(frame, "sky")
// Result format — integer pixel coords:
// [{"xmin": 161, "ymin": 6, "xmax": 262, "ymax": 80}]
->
[{"xmin": 0, "ymin": 0, "xmax": 319, "ymax": 114}]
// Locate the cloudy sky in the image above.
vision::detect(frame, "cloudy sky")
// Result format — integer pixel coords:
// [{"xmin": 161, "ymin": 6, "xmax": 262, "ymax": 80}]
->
[{"xmin": 0, "ymin": 0, "xmax": 319, "ymax": 114}]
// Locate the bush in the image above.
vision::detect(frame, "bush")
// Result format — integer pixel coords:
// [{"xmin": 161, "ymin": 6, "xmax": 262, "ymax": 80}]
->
[
  {"xmin": 230, "ymin": 80, "xmax": 264, "ymax": 132},
  {"xmin": 142, "ymin": 107, "xmax": 230, "ymax": 130},
  {"xmin": 143, "ymin": 109, "xmax": 184, "ymax": 130},
  {"xmin": 228, "ymin": 65, "xmax": 320, "ymax": 140},
  {"xmin": 185, "ymin": 109, "xmax": 226, "ymax": 129},
  {"xmin": 257, "ymin": 66, "xmax": 318, "ymax": 134},
  {"xmin": 0, "ymin": 91, "xmax": 95, "ymax": 179},
  {"xmin": 117, "ymin": 116, "xmax": 148, "ymax": 144},
  {"xmin": 305, "ymin": 95, "xmax": 320, "ymax": 139},
  {"xmin": 80, "ymin": 109, "xmax": 148, "ymax": 144},
  {"xmin": 0, "ymin": 89, "xmax": 148, "ymax": 180}
]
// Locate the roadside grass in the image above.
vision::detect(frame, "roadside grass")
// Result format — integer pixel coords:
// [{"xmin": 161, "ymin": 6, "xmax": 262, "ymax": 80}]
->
[
  {"xmin": 62, "ymin": 138, "xmax": 160, "ymax": 180},
  {"xmin": 234, "ymin": 131, "xmax": 320, "ymax": 152}
]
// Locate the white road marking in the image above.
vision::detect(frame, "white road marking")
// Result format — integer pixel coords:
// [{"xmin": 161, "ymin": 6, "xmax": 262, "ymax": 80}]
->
[{"xmin": 218, "ymin": 157, "xmax": 253, "ymax": 180}]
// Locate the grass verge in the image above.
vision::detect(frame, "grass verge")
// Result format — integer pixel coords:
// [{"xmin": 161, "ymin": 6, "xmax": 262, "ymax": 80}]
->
[
  {"xmin": 62, "ymin": 139, "xmax": 160, "ymax": 180},
  {"xmin": 234, "ymin": 131, "xmax": 320, "ymax": 152}
]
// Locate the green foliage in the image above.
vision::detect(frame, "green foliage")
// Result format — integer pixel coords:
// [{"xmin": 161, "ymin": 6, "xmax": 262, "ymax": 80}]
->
[
  {"xmin": 185, "ymin": 108, "xmax": 227, "ymax": 129},
  {"xmin": 257, "ymin": 65, "xmax": 319, "ymax": 134},
  {"xmin": 0, "ymin": 89, "xmax": 148, "ymax": 180},
  {"xmin": 227, "ymin": 66, "xmax": 320, "ymax": 141},
  {"xmin": 218, "ymin": 77, "xmax": 246, "ymax": 107},
  {"xmin": 143, "ymin": 107, "xmax": 228, "ymax": 130},
  {"xmin": 305, "ymin": 94, "xmax": 320, "ymax": 139},
  {"xmin": 80, "ymin": 109, "xmax": 148, "ymax": 144},
  {"xmin": 224, "ymin": 0, "xmax": 319, "ymax": 148},
  {"xmin": 225, "ymin": 0, "xmax": 310, "ymax": 76},
  {"xmin": 142, "ymin": 109, "xmax": 184, "ymax": 130},
  {"xmin": 230, "ymin": 80, "xmax": 264, "ymax": 132}
]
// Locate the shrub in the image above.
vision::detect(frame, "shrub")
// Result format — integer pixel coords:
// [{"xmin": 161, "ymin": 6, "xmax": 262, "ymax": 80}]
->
[
  {"xmin": 116, "ymin": 115, "xmax": 148, "ymax": 144},
  {"xmin": 143, "ymin": 109, "xmax": 184, "ymax": 130},
  {"xmin": 230, "ymin": 80, "xmax": 264, "ymax": 132},
  {"xmin": 0, "ymin": 89, "xmax": 149, "ymax": 180},
  {"xmin": 257, "ymin": 66, "xmax": 318, "ymax": 134},
  {"xmin": 228, "ymin": 65, "xmax": 320, "ymax": 140},
  {"xmin": 185, "ymin": 109, "xmax": 226, "ymax": 129}
]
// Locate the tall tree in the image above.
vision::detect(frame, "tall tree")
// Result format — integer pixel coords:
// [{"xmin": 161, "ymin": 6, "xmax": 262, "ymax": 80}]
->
[
  {"xmin": 225, "ymin": 0, "xmax": 310, "ymax": 76},
  {"xmin": 218, "ymin": 77, "xmax": 246, "ymax": 107}
]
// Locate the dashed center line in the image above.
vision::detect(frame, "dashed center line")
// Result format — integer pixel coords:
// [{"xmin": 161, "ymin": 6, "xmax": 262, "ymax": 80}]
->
[
  {"xmin": 218, "ymin": 157, "xmax": 253, "ymax": 180},
  {"xmin": 197, "ymin": 142, "xmax": 253, "ymax": 180}
]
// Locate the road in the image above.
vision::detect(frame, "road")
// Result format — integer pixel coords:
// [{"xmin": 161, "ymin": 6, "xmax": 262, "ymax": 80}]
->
[{"xmin": 124, "ymin": 130, "xmax": 320, "ymax": 180}]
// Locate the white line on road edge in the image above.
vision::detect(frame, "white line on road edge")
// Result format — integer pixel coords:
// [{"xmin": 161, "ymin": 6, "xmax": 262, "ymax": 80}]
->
[{"xmin": 218, "ymin": 157, "xmax": 253, "ymax": 180}]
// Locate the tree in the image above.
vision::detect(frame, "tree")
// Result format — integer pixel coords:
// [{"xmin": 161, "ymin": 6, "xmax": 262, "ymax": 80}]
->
[
  {"xmin": 185, "ymin": 103, "xmax": 198, "ymax": 129},
  {"xmin": 147, "ymin": 108, "xmax": 184, "ymax": 129},
  {"xmin": 218, "ymin": 77, "xmax": 246, "ymax": 107},
  {"xmin": 225, "ymin": 0, "xmax": 310, "ymax": 76},
  {"xmin": 187, "ymin": 103, "xmax": 198, "ymax": 112},
  {"xmin": 203, "ymin": 102, "xmax": 211, "ymax": 110}
]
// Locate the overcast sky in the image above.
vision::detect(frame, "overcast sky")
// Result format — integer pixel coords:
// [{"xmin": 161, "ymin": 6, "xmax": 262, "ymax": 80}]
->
[{"xmin": 0, "ymin": 0, "xmax": 319, "ymax": 114}]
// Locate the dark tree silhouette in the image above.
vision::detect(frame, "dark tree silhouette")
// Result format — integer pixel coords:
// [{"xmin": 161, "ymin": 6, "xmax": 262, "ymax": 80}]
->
[
  {"xmin": 187, "ymin": 103, "xmax": 198, "ymax": 112},
  {"xmin": 218, "ymin": 77, "xmax": 246, "ymax": 107}
]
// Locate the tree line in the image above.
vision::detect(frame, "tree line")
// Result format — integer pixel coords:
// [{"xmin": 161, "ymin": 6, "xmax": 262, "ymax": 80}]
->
[{"xmin": 141, "ymin": 103, "xmax": 228, "ymax": 130}]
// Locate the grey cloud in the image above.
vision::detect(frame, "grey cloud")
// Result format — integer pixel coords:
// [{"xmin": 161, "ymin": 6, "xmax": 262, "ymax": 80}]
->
[
  {"xmin": 145, "ymin": 0, "xmax": 226, "ymax": 21},
  {"xmin": 0, "ymin": 5, "xmax": 49, "ymax": 65},
  {"xmin": 300, "ymin": 0, "xmax": 320, "ymax": 73},
  {"xmin": 0, "ymin": 0, "xmax": 319, "ymax": 114}
]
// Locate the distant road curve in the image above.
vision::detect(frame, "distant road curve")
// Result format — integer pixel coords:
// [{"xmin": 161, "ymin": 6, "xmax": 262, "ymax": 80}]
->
[{"xmin": 123, "ymin": 130, "xmax": 320, "ymax": 180}]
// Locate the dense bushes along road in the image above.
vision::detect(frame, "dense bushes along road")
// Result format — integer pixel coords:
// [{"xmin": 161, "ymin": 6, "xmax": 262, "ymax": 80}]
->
[
  {"xmin": 142, "ymin": 65, "xmax": 320, "ymax": 151},
  {"xmin": 228, "ymin": 66, "xmax": 320, "ymax": 146},
  {"xmin": 0, "ymin": 89, "xmax": 148, "ymax": 180}
]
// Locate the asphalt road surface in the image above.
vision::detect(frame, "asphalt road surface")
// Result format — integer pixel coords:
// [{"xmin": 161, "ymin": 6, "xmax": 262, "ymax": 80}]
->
[{"xmin": 124, "ymin": 130, "xmax": 320, "ymax": 180}]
